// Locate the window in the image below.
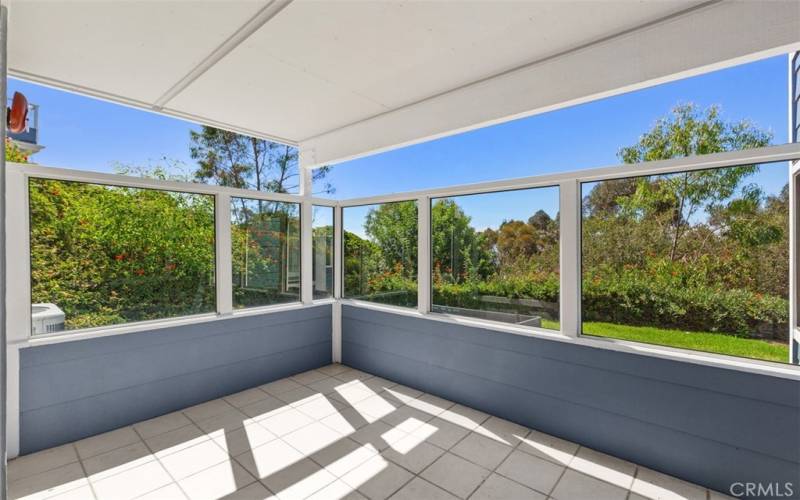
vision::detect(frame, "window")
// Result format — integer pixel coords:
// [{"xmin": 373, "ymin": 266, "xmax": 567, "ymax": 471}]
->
[
  {"xmin": 581, "ymin": 161, "xmax": 790, "ymax": 363},
  {"xmin": 312, "ymin": 206, "xmax": 335, "ymax": 299},
  {"xmin": 29, "ymin": 178, "xmax": 216, "ymax": 333},
  {"xmin": 343, "ymin": 201, "xmax": 418, "ymax": 307},
  {"xmin": 431, "ymin": 187, "xmax": 560, "ymax": 330},
  {"xmin": 231, "ymin": 198, "xmax": 300, "ymax": 309}
]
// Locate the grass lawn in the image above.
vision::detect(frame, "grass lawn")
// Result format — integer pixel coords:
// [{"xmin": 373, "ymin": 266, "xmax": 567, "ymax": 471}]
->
[{"xmin": 539, "ymin": 319, "xmax": 789, "ymax": 363}]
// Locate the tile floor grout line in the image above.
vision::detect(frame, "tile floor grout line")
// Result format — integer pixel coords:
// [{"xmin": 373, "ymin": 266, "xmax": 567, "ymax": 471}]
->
[
  {"xmin": 73, "ymin": 442, "xmax": 100, "ymax": 500},
  {"xmin": 130, "ymin": 421, "xmax": 192, "ymax": 500}
]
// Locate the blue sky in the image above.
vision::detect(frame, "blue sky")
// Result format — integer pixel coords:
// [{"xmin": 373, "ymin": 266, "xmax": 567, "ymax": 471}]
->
[{"xmin": 10, "ymin": 54, "xmax": 791, "ymax": 237}]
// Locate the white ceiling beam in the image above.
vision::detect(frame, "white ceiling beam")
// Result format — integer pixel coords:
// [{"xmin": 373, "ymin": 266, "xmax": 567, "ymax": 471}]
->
[
  {"xmin": 299, "ymin": 0, "xmax": 800, "ymax": 168},
  {"xmin": 153, "ymin": 0, "xmax": 293, "ymax": 110}
]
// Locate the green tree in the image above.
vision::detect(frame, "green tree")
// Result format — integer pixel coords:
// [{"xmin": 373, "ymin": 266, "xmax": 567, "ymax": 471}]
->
[
  {"xmin": 363, "ymin": 201, "xmax": 418, "ymax": 279},
  {"xmin": 430, "ymin": 199, "xmax": 493, "ymax": 284},
  {"xmin": 190, "ymin": 126, "xmax": 333, "ymax": 194},
  {"xmin": 615, "ymin": 103, "xmax": 772, "ymax": 261}
]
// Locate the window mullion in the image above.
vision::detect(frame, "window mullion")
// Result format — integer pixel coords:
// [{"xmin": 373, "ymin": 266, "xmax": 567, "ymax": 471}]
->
[
  {"xmin": 216, "ymin": 193, "xmax": 233, "ymax": 315},
  {"xmin": 559, "ymin": 180, "xmax": 580, "ymax": 338}
]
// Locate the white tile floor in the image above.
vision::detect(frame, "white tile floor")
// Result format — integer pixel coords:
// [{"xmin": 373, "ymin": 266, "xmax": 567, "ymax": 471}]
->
[{"xmin": 8, "ymin": 364, "xmax": 731, "ymax": 500}]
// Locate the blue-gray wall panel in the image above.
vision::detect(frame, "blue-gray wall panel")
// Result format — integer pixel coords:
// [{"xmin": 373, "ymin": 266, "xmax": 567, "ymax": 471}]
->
[
  {"xmin": 342, "ymin": 305, "xmax": 800, "ymax": 497},
  {"xmin": 20, "ymin": 305, "xmax": 332, "ymax": 454}
]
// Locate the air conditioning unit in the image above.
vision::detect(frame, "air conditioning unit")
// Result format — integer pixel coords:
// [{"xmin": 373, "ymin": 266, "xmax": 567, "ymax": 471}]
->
[{"xmin": 31, "ymin": 303, "xmax": 65, "ymax": 334}]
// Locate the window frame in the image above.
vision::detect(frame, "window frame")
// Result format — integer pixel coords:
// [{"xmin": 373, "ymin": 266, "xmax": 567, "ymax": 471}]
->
[
  {"xmin": 427, "ymin": 185, "xmax": 562, "ymax": 333},
  {"xmin": 340, "ymin": 199, "xmax": 420, "ymax": 308}
]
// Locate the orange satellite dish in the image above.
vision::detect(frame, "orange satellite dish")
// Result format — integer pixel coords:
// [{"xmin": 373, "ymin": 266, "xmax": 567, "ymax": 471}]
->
[{"xmin": 7, "ymin": 91, "xmax": 28, "ymax": 134}]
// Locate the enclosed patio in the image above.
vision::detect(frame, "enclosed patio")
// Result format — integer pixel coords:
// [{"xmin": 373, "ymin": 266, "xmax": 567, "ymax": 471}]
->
[{"xmin": 2, "ymin": 1, "xmax": 800, "ymax": 500}]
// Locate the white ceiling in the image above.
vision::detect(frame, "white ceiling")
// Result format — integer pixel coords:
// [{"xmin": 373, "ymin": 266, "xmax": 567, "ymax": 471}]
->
[{"xmin": 6, "ymin": 0, "xmax": 800, "ymax": 165}]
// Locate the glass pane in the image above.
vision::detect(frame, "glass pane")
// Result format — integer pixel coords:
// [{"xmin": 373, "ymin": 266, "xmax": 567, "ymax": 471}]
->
[
  {"xmin": 313, "ymin": 206, "xmax": 335, "ymax": 299},
  {"xmin": 581, "ymin": 161, "xmax": 790, "ymax": 363},
  {"xmin": 29, "ymin": 178, "xmax": 216, "ymax": 333},
  {"xmin": 343, "ymin": 201, "xmax": 418, "ymax": 308},
  {"xmin": 231, "ymin": 198, "xmax": 300, "ymax": 308},
  {"xmin": 431, "ymin": 187, "xmax": 560, "ymax": 330}
]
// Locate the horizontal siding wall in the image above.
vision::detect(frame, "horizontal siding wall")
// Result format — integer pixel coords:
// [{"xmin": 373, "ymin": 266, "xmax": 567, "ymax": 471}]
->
[
  {"xmin": 19, "ymin": 304, "xmax": 332, "ymax": 454},
  {"xmin": 342, "ymin": 305, "xmax": 800, "ymax": 497}
]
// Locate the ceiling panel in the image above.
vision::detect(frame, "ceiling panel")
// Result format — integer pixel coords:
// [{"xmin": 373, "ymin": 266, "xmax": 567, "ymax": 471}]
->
[
  {"xmin": 8, "ymin": 0, "xmax": 267, "ymax": 104},
  {"xmin": 243, "ymin": 0, "xmax": 702, "ymax": 112},
  {"xmin": 164, "ymin": 22, "xmax": 390, "ymax": 142}
]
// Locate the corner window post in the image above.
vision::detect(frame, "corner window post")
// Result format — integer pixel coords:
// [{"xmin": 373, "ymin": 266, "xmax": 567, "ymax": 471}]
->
[
  {"xmin": 559, "ymin": 180, "xmax": 580, "ymax": 338},
  {"xmin": 300, "ymin": 167, "xmax": 313, "ymax": 305},
  {"xmin": 418, "ymin": 196, "xmax": 431, "ymax": 315},
  {"xmin": 215, "ymin": 193, "xmax": 233, "ymax": 316}
]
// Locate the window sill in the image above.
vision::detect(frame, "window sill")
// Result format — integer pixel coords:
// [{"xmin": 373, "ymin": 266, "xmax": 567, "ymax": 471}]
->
[{"xmin": 341, "ymin": 300, "xmax": 800, "ymax": 381}]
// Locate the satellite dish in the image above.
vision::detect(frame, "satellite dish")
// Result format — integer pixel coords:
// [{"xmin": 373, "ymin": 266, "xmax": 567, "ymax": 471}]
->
[{"xmin": 7, "ymin": 91, "xmax": 29, "ymax": 134}]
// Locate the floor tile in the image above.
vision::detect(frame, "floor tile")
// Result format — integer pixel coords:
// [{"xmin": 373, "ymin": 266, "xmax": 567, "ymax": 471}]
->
[
  {"xmin": 295, "ymin": 394, "xmax": 346, "ymax": 420},
  {"xmin": 349, "ymin": 421, "xmax": 407, "ymax": 451},
  {"xmin": 306, "ymin": 479, "xmax": 367, "ymax": 500},
  {"xmin": 183, "ymin": 399, "xmax": 235, "ymax": 422},
  {"xmin": 450, "ymin": 432, "xmax": 513, "ymax": 470},
  {"xmin": 381, "ymin": 434, "xmax": 446, "ymax": 474},
  {"xmin": 473, "ymin": 416, "xmax": 529, "ymax": 447},
  {"xmin": 631, "ymin": 467, "xmax": 708, "ymax": 500},
  {"xmin": 136, "ymin": 483, "xmax": 187, "ymax": 500},
  {"xmin": 495, "ymin": 449, "xmax": 564, "ymax": 495},
  {"xmin": 306, "ymin": 376, "xmax": 348, "ymax": 396},
  {"xmin": 420, "ymin": 452, "xmax": 491, "ymax": 498},
  {"xmin": 333, "ymin": 369, "xmax": 374, "ymax": 384},
  {"xmin": 381, "ymin": 405, "xmax": 436, "ymax": 434},
  {"xmin": 178, "ymin": 459, "xmax": 257, "ymax": 500},
  {"xmin": 550, "ymin": 469, "xmax": 627, "ymax": 500},
  {"xmin": 516, "ymin": 429, "xmax": 578, "ymax": 466},
  {"xmin": 225, "ymin": 388, "xmax": 272, "ymax": 409},
  {"xmin": 390, "ymin": 477, "xmax": 459, "ymax": 500},
  {"xmin": 75, "ymin": 426, "xmax": 141, "ymax": 460},
  {"xmin": 8, "ymin": 462, "xmax": 88, "ymax": 500},
  {"xmin": 310, "ymin": 439, "xmax": 379, "ymax": 478},
  {"xmin": 133, "ymin": 411, "xmax": 192, "ymax": 440},
  {"xmin": 290, "ymin": 369, "xmax": 330, "ymax": 386},
  {"xmin": 358, "ymin": 377, "xmax": 398, "ymax": 393},
  {"xmin": 158, "ymin": 439, "xmax": 230, "ymax": 480},
  {"xmin": 234, "ymin": 439, "xmax": 304, "ymax": 480},
  {"xmin": 318, "ymin": 364, "xmax": 350, "ymax": 377},
  {"xmin": 223, "ymin": 481, "xmax": 274, "ymax": 500},
  {"xmin": 341, "ymin": 455, "xmax": 413, "ymax": 500},
  {"xmin": 81, "ymin": 441, "xmax": 154, "ymax": 481},
  {"xmin": 438, "ymin": 404, "xmax": 489, "ymax": 431},
  {"xmin": 412, "ymin": 417, "xmax": 470, "ymax": 451},
  {"xmin": 260, "ymin": 457, "xmax": 336, "ymax": 500},
  {"xmin": 8, "ymin": 444, "xmax": 78, "ymax": 481},
  {"xmin": 330, "ymin": 382, "xmax": 377, "ymax": 406},
  {"xmin": 240, "ymin": 395, "xmax": 291, "ymax": 421},
  {"xmin": 144, "ymin": 424, "xmax": 210, "ymax": 458},
  {"xmin": 276, "ymin": 386, "xmax": 323, "ymax": 407},
  {"xmin": 381, "ymin": 384, "xmax": 424, "ymax": 404},
  {"xmin": 470, "ymin": 473, "xmax": 547, "ymax": 500},
  {"xmin": 568, "ymin": 446, "xmax": 636, "ymax": 489},
  {"xmin": 405, "ymin": 393, "xmax": 454, "ymax": 416},
  {"xmin": 260, "ymin": 378, "xmax": 303, "ymax": 396},
  {"xmin": 194, "ymin": 407, "xmax": 253, "ymax": 434},
  {"xmin": 319, "ymin": 408, "xmax": 371, "ymax": 435},
  {"xmin": 282, "ymin": 422, "xmax": 343, "ymax": 456},
  {"xmin": 259, "ymin": 408, "xmax": 315, "ymax": 437},
  {"xmin": 46, "ymin": 484, "xmax": 97, "ymax": 500},
  {"xmin": 351, "ymin": 394, "xmax": 398, "ymax": 421},
  {"xmin": 91, "ymin": 460, "xmax": 173, "ymax": 500},
  {"xmin": 210, "ymin": 422, "xmax": 276, "ymax": 456}
]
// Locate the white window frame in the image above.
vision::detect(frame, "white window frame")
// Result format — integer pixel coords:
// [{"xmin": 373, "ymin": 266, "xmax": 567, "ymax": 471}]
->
[{"xmin": 336, "ymin": 143, "xmax": 800, "ymax": 376}]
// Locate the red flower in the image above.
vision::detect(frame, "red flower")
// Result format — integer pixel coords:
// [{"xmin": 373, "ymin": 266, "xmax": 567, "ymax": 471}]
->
[
  {"xmin": 114, "ymin": 254, "xmax": 125, "ymax": 261},
  {"xmin": 134, "ymin": 269, "xmax": 145, "ymax": 276}
]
